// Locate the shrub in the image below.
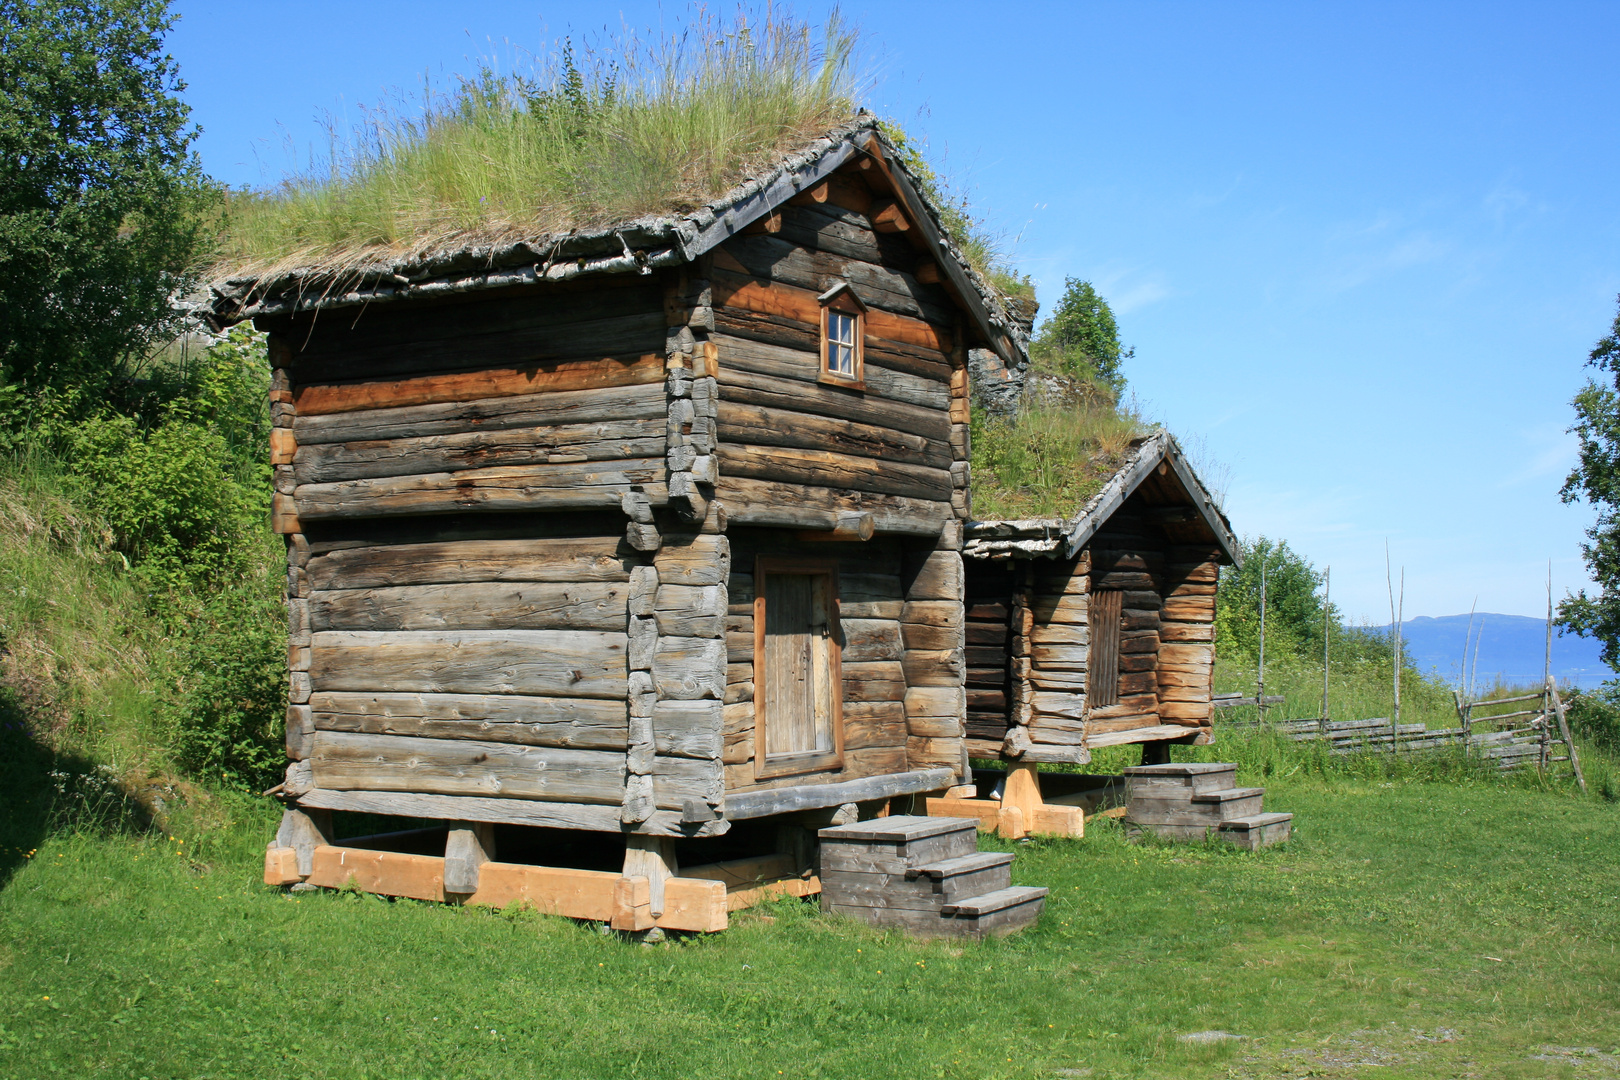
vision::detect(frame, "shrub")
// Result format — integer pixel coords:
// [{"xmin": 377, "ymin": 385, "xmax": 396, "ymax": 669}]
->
[
  {"xmin": 58, "ymin": 326, "xmax": 269, "ymax": 594},
  {"xmin": 1563, "ymin": 683, "xmax": 1620, "ymax": 753},
  {"xmin": 160, "ymin": 563, "xmax": 286, "ymax": 791}
]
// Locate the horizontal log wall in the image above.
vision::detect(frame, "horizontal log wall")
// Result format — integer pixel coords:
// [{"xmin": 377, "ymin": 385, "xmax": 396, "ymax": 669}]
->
[
  {"xmin": 295, "ymin": 531, "xmax": 650, "ymax": 808},
  {"xmin": 711, "ymin": 183, "xmax": 960, "ymax": 537},
  {"xmin": 1156, "ymin": 548, "xmax": 1221, "ymax": 731},
  {"xmin": 963, "ymin": 561, "xmax": 1016, "ymax": 752},
  {"xmin": 723, "ymin": 530, "xmax": 915, "ymax": 794},
  {"xmin": 271, "ymin": 281, "xmax": 671, "ymax": 524},
  {"xmin": 1078, "ymin": 510, "xmax": 1167, "ymax": 739},
  {"xmin": 976, "ymin": 497, "xmax": 1221, "ymax": 763},
  {"xmin": 902, "ymin": 526, "xmax": 966, "ymax": 777}
]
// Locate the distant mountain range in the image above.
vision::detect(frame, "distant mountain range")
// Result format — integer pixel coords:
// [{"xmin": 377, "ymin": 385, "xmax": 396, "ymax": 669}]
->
[{"xmin": 1373, "ymin": 613, "xmax": 1612, "ymax": 689}]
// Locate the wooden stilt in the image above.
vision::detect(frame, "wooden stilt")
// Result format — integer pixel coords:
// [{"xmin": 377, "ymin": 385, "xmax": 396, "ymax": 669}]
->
[
  {"xmin": 624, "ymin": 835, "xmax": 680, "ymax": 918},
  {"xmin": 1002, "ymin": 763, "xmax": 1044, "ymax": 829},
  {"xmin": 274, "ymin": 807, "xmax": 332, "ymax": 877},
  {"xmin": 444, "ymin": 822, "xmax": 495, "ymax": 896}
]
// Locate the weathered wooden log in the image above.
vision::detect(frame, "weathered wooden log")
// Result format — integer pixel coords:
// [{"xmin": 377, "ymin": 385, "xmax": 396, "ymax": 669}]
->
[
  {"xmin": 293, "ymin": 459, "xmax": 670, "ymax": 519},
  {"xmin": 293, "ymin": 422, "xmax": 667, "ymax": 484},
  {"xmin": 311, "ymin": 691, "xmax": 627, "ymax": 750},
  {"xmin": 712, "ymin": 235, "xmax": 954, "ymax": 325},
  {"xmin": 653, "ymin": 584, "xmax": 726, "ymax": 638},
  {"xmin": 716, "ymin": 444, "xmax": 951, "ymax": 502},
  {"xmin": 294, "ymin": 306, "xmax": 668, "ymax": 385},
  {"xmin": 310, "ymin": 731, "xmax": 631, "ymax": 804},
  {"xmin": 652, "ymin": 700, "xmax": 724, "ymax": 760},
  {"xmin": 1160, "ymin": 624, "xmax": 1217, "ymax": 643},
  {"xmin": 730, "ymin": 328, "xmax": 951, "ymax": 411},
  {"xmin": 841, "ymin": 661, "xmax": 907, "ymax": 702},
  {"xmin": 839, "ymin": 618, "xmax": 905, "ymax": 663},
  {"xmin": 1031, "ymin": 592, "xmax": 1089, "ymax": 625},
  {"xmin": 294, "ymin": 381, "xmax": 668, "ymax": 446},
  {"xmin": 714, "ymin": 349, "xmax": 949, "ymax": 440},
  {"xmin": 310, "ymin": 581, "xmax": 630, "ymax": 633},
  {"xmin": 843, "ymin": 701, "xmax": 908, "ymax": 750},
  {"xmin": 717, "ymin": 476, "xmax": 952, "ymax": 536},
  {"xmin": 1030, "ymin": 643, "xmax": 1089, "ymax": 670},
  {"xmin": 723, "ymin": 767, "xmax": 954, "ymax": 819},
  {"xmin": 901, "ymin": 648, "xmax": 965, "ymax": 688},
  {"xmin": 796, "ymin": 511, "xmax": 877, "ymax": 542},
  {"xmin": 308, "ymin": 629, "xmax": 627, "ymax": 697},
  {"xmin": 905, "ymin": 685, "xmax": 966, "ymax": 718},
  {"xmin": 653, "ymin": 534, "xmax": 730, "ymax": 587},
  {"xmin": 899, "ymin": 622, "xmax": 963, "ymax": 652},
  {"xmin": 907, "ymin": 550, "xmax": 964, "ymax": 602},
  {"xmin": 651, "ymin": 637, "xmax": 727, "ymax": 700},
  {"xmin": 306, "ymin": 536, "xmax": 631, "ymax": 592},
  {"xmin": 712, "ymin": 271, "xmax": 950, "ymax": 356},
  {"xmin": 296, "ymin": 787, "xmax": 728, "ymax": 837},
  {"xmin": 295, "ymin": 346, "xmax": 666, "ymax": 416}
]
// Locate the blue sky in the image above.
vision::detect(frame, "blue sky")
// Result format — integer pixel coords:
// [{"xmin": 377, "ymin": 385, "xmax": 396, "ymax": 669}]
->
[{"xmin": 168, "ymin": 1, "xmax": 1620, "ymax": 623}]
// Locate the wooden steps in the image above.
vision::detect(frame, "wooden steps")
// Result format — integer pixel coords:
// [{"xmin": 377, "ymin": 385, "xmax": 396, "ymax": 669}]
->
[
  {"xmin": 819, "ymin": 816, "xmax": 1047, "ymax": 938},
  {"xmin": 1123, "ymin": 764, "xmax": 1291, "ymax": 848}
]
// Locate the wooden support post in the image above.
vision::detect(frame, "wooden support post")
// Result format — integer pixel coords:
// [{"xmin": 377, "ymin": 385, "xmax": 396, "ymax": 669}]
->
[
  {"xmin": 1002, "ymin": 763, "xmax": 1043, "ymax": 828},
  {"xmin": 1546, "ymin": 678, "xmax": 1588, "ymax": 793},
  {"xmin": 624, "ymin": 835, "xmax": 680, "ymax": 918},
  {"xmin": 274, "ymin": 807, "xmax": 332, "ymax": 877},
  {"xmin": 774, "ymin": 824, "xmax": 818, "ymax": 877},
  {"xmin": 1140, "ymin": 741, "xmax": 1173, "ymax": 767},
  {"xmin": 444, "ymin": 822, "xmax": 495, "ymax": 897}
]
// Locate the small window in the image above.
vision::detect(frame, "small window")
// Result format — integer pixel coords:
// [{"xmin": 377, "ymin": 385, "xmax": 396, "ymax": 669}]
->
[
  {"xmin": 818, "ymin": 284, "xmax": 866, "ymax": 387},
  {"xmin": 754, "ymin": 557, "xmax": 845, "ymax": 779},
  {"xmin": 1088, "ymin": 589, "xmax": 1122, "ymax": 709}
]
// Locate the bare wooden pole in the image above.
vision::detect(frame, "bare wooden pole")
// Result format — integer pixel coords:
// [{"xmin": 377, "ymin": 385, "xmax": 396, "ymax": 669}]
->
[
  {"xmin": 1547, "ymin": 677, "xmax": 1589, "ymax": 793},
  {"xmin": 1545, "ymin": 563, "xmax": 1554, "ymax": 690},
  {"xmin": 1256, "ymin": 553, "xmax": 1268, "ymax": 718},
  {"xmin": 1386, "ymin": 544, "xmax": 1402, "ymax": 743},
  {"xmin": 1461, "ymin": 597, "xmax": 1478, "ymax": 701},
  {"xmin": 1320, "ymin": 566, "xmax": 1332, "ymax": 733}
]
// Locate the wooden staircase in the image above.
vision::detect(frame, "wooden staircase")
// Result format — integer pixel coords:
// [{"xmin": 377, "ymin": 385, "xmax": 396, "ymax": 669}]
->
[
  {"xmin": 1122, "ymin": 763, "xmax": 1292, "ymax": 849},
  {"xmin": 819, "ymin": 816, "xmax": 1048, "ymax": 939}
]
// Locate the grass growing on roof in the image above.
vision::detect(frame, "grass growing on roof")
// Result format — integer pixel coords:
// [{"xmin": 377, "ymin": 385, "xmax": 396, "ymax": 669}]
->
[
  {"xmin": 218, "ymin": 12, "xmax": 864, "ymax": 280},
  {"xmin": 970, "ymin": 388, "xmax": 1151, "ymax": 520}
]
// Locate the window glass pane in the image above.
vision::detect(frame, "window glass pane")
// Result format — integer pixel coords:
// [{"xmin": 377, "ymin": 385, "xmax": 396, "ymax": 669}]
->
[{"xmin": 826, "ymin": 311, "xmax": 857, "ymax": 376}]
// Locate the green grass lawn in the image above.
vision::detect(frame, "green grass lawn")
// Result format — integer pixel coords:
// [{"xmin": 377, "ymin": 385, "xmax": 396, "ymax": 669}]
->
[{"xmin": 2, "ymin": 770, "xmax": 1617, "ymax": 1080}]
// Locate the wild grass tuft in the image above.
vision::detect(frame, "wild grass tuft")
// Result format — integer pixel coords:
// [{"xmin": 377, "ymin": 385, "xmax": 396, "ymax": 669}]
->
[{"xmin": 218, "ymin": 12, "xmax": 865, "ymax": 280}]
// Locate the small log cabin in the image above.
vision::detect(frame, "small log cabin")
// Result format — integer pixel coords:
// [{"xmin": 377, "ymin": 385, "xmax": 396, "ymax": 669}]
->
[
  {"xmin": 930, "ymin": 433, "xmax": 1240, "ymax": 838},
  {"xmin": 210, "ymin": 117, "xmax": 1236, "ymax": 929}
]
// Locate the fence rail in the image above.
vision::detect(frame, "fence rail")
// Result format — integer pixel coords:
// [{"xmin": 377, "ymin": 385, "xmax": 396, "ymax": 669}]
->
[{"xmin": 1216, "ymin": 679, "xmax": 1585, "ymax": 785}]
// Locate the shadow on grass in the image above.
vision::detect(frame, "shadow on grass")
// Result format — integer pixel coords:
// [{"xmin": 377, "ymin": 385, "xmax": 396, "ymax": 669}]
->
[{"xmin": 0, "ymin": 686, "xmax": 152, "ymax": 891}]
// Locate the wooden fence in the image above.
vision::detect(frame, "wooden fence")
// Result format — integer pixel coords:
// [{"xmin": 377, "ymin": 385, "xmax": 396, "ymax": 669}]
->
[{"xmin": 1214, "ymin": 679, "xmax": 1587, "ymax": 790}]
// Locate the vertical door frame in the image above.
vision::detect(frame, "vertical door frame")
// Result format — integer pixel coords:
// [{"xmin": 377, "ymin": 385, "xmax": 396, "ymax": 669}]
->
[{"xmin": 753, "ymin": 556, "xmax": 846, "ymax": 780}]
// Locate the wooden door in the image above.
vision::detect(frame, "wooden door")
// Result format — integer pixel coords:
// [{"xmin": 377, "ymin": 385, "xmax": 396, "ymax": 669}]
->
[
  {"xmin": 755, "ymin": 558, "xmax": 843, "ymax": 778},
  {"xmin": 1088, "ymin": 589, "xmax": 1122, "ymax": 708}
]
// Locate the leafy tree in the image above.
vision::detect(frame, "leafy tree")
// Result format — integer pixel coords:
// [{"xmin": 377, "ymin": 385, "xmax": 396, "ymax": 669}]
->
[
  {"xmin": 1216, "ymin": 537, "xmax": 1331, "ymax": 661},
  {"xmin": 0, "ymin": 0, "xmax": 215, "ymax": 399},
  {"xmin": 1558, "ymin": 296, "xmax": 1620, "ymax": 668},
  {"xmin": 1031, "ymin": 278, "xmax": 1133, "ymax": 393}
]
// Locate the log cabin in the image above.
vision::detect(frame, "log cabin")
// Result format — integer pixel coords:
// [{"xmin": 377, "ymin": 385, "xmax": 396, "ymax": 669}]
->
[
  {"xmin": 209, "ymin": 116, "xmax": 1236, "ymax": 930},
  {"xmin": 927, "ymin": 432, "xmax": 1241, "ymax": 838}
]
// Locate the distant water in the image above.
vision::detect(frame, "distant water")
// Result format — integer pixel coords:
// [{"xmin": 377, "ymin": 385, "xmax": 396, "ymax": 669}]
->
[{"xmin": 1372, "ymin": 613, "xmax": 1612, "ymax": 689}]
